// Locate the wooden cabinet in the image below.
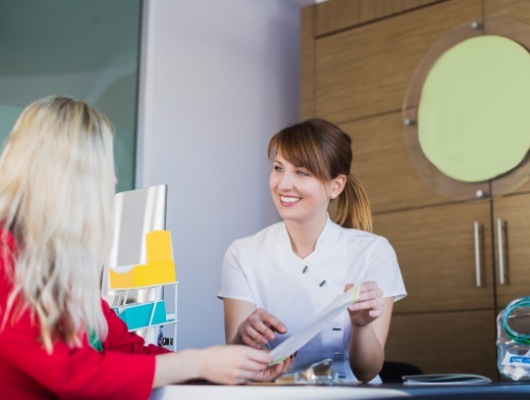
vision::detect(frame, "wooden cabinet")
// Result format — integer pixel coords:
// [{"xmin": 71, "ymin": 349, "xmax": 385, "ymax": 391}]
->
[
  {"xmin": 372, "ymin": 200, "xmax": 497, "ymax": 377},
  {"xmin": 343, "ymin": 113, "xmax": 488, "ymax": 213},
  {"xmin": 485, "ymin": 0, "xmax": 530, "ymax": 197},
  {"xmin": 386, "ymin": 310, "xmax": 497, "ymax": 378},
  {"xmin": 301, "ymin": 0, "xmax": 530, "ymax": 380},
  {"xmin": 373, "ymin": 201, "xmax": 494, "ymax": 313},
  {"xmin": 493, "ymin": 193, "xmax": 530, "ymax": 308},
  {"xmin": 376, "ymin": 194, "xmax": 530, "ymax": 377},
  {"xmin": 307, "ymin": 0, "xmax": 482, "ymax": 122}
]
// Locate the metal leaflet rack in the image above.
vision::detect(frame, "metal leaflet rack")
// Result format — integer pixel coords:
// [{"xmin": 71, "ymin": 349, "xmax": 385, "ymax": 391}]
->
[
  {"xmin": 111, "ymin": 282, "xmax": 178, "ymax": 351},
  {"xmin": 102, "ymin": 184, "xmax": 178, "ymax": 351}
]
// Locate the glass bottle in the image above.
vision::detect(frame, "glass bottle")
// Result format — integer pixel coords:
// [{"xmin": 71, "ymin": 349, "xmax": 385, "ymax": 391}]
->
[{"xmin": 497, "ymin": 297, "xmax": 530, "ymax": 381}]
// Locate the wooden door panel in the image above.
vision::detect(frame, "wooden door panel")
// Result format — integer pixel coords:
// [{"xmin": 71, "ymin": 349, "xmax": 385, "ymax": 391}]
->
[
  {"xmin": 344, "ymin": 113, "xmax": 489, "ymax": 213},
  {"xmin": 314, "ymin": 0, "xmax": 441, "ymax": 36},
  {"xmin": 301, "ymin": 6, "xmax": 316, "ymax": 120},
  {"xmin": 385, "ymin": 310, "xmax": 497, "ymax": 379},
  {"xmin": 485, "ymin": 0, "xmax": 530, "ymax": 197},
  {"xmin": 373, "ymin": 201, "xmax": 494, "ymax": 313},
  {"xmin": 493, "ymin": 193, "xmax": 530, "ymax": 308},
  {"xmin": 315, "ymin": 0, "xmax": 482, "ymax": 123},
  {"xmin": 486, "ymin": 0, "xmax": 530, "ymax": 23}
]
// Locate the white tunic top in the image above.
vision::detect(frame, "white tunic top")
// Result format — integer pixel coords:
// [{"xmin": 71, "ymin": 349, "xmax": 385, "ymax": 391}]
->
[{"xmin": 218, "ymin": 217, "xmax": 406, "ymax": 382}]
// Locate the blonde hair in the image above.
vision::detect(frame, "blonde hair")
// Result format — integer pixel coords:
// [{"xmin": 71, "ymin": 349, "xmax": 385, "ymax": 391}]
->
[
  {"xmin": 0, "ymin": 96, "xmax": 115, "ymax": 352},
  {"xmin": 268, "ymin": 118, "xmax": 372, "ymax": 232}
]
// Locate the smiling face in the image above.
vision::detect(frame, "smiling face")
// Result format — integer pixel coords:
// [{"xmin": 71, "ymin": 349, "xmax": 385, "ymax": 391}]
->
[{"xmin": 269, "ymin": 152, "xmax": 338, "ymax": 227}]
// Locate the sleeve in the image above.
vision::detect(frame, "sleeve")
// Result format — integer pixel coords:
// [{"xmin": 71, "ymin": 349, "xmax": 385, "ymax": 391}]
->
[
  {"xmin": 0, "ymin": 299, "xmax": 168, "ymax": 400},
  {"xmin": 366, "ymin": 236, "xmax": 407, "ymax": 302},
  {"xmin": 217, "ymin": 240, "xmax": 256, "ymax": 304},
  {"xmin": 0, "ymin": 314, "xmax": 155, "ymax": 400}
]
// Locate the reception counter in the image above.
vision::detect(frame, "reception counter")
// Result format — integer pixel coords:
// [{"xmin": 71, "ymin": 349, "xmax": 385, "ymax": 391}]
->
[{"xmin": 150, "ymin": 382, "xmax": 530, "ymax": 400}]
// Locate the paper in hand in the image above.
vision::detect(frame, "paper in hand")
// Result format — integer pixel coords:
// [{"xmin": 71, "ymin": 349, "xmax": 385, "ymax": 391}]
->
[{"xmin": 269, "ymin": 284, "xmax": 361, "ymax": 365}]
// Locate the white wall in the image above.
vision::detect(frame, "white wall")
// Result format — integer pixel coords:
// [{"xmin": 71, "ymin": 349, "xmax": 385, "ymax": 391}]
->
[{"xmin": 138, "ymin": 0, "xmax": 302, "ymax": 349}]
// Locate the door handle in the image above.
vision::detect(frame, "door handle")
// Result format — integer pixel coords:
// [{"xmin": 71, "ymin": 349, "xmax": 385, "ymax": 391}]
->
[
  {"xmin": 474, "ymin": 222, "xmax": 482, "ymax": 287},
  {"xmin": 497, "ymin": 218, "xmax": 507, "ymax": 285}
]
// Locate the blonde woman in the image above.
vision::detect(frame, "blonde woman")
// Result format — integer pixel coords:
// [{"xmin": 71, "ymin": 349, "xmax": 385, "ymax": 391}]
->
[
  {"xmin": 0, "ymin": 96, "xmax": 291, "ymax": 399},
  {"xmin": 219, "ymin": 118, "xmax": 406, "ymax": 383}
]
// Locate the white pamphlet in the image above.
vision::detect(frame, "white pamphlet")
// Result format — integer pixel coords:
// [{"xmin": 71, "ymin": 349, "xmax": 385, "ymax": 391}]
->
[
  {"xmin": 269, "ymin": 284, "xmax": 361, "ymax": 365},
  {"xmin": 402, "ymin": 373, "xmax": 492, "ymax": 385}
]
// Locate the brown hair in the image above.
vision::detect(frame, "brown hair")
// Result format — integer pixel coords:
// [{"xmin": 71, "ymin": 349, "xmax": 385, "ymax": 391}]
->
[{"xmin": 267, "ymin": 118, "xmax": 372, "ymax": 231}]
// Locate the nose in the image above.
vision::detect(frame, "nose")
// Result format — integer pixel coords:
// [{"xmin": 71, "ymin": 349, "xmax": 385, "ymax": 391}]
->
[{"xmin": 277, "ymin": 171, "xmax": 294, "ymax": 191}]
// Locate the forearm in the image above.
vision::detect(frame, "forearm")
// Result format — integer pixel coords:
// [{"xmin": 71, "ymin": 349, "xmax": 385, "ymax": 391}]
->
[
  {"xmin": 224, "ymin": 298, "xmax": 255, "ymax": 345},
  {"xmin": 153, "ymin": 345, "xmax": 274, "ymax": 387},
  {"xmin": 153, "ymin": 350, "xmax": 201, "ymax": 388},
  {"xmin": 348, "ymin": 323, "xmax": 385, "ymax": 382}
]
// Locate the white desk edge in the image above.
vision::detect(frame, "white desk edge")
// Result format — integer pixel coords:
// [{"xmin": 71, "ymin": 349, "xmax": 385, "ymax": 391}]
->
[{"xmin": 150, "ymin": 384, "xmax": 411, "ymax": 400}]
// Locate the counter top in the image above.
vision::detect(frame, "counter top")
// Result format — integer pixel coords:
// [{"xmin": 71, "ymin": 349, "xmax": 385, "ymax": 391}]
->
[{"xmin": 150, "ymin": 382, "xmax": 530, "ymax": 400}]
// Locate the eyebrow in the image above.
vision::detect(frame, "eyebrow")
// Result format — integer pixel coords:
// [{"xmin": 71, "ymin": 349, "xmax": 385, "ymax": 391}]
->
[{"xmin": 275, "ymin": 158, "xmax": 310, "ymax": 171}]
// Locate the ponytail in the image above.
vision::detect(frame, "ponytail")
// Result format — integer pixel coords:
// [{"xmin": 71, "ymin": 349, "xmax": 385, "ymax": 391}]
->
[{"xmin": 330, "ymin": 174, "xmax": 372, "ymax": 232}]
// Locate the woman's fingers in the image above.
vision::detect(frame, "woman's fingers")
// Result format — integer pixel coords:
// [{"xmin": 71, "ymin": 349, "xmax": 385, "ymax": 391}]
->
[
  {"xmin": 240, "ymin": 309, "xmax": 286, "ymax": 347},
  {"xmin": 348, "ymin": 281, "xmax": 383, "ymax": 308},
  {"xmin": 199, "ymin": 346, "xmax": 272, "ymax": 384},
  {"xmin": 345, "ymin": 281, "xmax": 385, "ymax": 326}
]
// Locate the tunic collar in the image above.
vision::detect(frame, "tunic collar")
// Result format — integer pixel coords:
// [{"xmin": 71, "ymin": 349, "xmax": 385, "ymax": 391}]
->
[{"xmin": 279, "ymin": 215, "xmax": 341, "ymax": 261}]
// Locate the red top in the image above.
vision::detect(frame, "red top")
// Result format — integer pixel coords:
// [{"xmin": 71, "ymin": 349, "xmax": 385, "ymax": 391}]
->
[{"xmin": 0, "ymin": 230, "xmax": 170, "ymax": 400}]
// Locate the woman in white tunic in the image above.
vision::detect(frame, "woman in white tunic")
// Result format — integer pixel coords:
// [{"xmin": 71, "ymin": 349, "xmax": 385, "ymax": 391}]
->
[{"xmin": 218, "ymin": 118, "xmax": 406, "ymax": 383}]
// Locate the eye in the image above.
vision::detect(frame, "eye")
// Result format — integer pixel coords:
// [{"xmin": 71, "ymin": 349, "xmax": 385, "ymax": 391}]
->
[
  {"xmin": 297, "ymin": 169, "xmax": 310, "ymax": 177},
  {"xmin": 273, "ymin": 164, "xmax": 283, "ymax": 172}
]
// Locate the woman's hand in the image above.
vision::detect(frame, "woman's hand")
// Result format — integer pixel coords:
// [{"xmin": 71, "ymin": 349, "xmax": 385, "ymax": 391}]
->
[
  {"xmin": 154, "ymin": 346, "xmax": 295, "ymax": 387},
  {"xmin": 345, "ymin": 281, "xmax": 384, "ymax": 327},
  {"xmin": 197, "ymin": 345, "xmax": 273, "ymax": 384},
  {"xmin": 197, "ymin": 346, "xmax": 294, "ymax": 384},
  {"xmin": 254, "ymin": 354, "xmax": 295, "ymax": 382},
  {"xmin": 236, "ymin": 308, "xmax": 286, "ymax": 349}
]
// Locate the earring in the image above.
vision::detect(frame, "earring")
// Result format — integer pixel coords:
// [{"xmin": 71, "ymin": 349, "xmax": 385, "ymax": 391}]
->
[{"xmin": 331, "ymin": 193, "xmax": 336, "ymax": 198}]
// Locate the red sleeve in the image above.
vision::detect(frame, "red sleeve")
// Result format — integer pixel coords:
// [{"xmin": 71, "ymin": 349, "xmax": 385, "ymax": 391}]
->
[
  {"xmin": 0, "ymin": 230, "xmax": 170, "ymax": 400},
  {"xmin": 0, "ymin": 322, "xmax": 156, "ymax": 400}
]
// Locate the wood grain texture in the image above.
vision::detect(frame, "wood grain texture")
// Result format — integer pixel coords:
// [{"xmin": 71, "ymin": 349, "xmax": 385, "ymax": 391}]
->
[
  {"xmin": 300, "ymin": 6, "xmax": 315, "ymax": 120},
  {"xmin": 485, "ymin": 0, "xmax": 530, "ymax": 196},
  {"xmin": 485, "ymin": 0, "xmax": 530, "ymax": 21},
  {"xmin": 373, "ymin": 200, "xmax": 494, "ymax": 313},
  {"xmin": 385, "ymin": 310, "xmax": 497, "ymax": 378},
  {"xmin": 315, "ymin": 0, "xmax": 482, "ymax": 123},
  {"xmin": 342, "ymin": 113, "xmax": 489, "ymax": 213},
  {"xmin": 314, "ymin": 0, "xmax": 442, "ymax": 36},
  {"xmin": 493, "ymin": 193, "xmax": 530, "ymax": 308},
  {"xmin": 300, "ymin": 0, "xmax": 530, "ymax": 378}
]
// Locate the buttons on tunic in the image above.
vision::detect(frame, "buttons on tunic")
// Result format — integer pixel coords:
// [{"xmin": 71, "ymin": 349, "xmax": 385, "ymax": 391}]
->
[
  {"xmin": 333, "ymin": 352, "xmax": 344, "ymax": 359},
  {"xmin": 300, "ymin": 264, "xmax": 327, "ymax": 288},
  {"xmin": 332, "ymin": 327, "xmax": 342, "ymax": 331}
]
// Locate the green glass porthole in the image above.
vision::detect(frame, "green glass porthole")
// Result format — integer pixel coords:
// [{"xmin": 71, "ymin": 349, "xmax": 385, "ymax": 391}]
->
[{"xmin": 418, "ymin": 35, "xmax": 530, "ymax": 183}]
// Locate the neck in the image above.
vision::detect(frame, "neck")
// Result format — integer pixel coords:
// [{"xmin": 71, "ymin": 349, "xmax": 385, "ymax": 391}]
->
[{"xmin": 285, "ymin": 214, "xmax": 328, "ymax": 259}]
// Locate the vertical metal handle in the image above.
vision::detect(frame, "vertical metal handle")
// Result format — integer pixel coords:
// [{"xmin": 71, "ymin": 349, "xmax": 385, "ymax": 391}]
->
[
  {"xmin": 497, "ymin": 218, "xmax": 506, "ymax": 285},
  {"xmin": 474, "ymin": 222, "xmax": 482, "ymax": 287}
]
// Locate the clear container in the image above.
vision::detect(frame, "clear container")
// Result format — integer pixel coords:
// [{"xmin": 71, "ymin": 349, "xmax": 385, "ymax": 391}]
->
[{"xmin": 497, "ymin": 297, "xmax": 530, "ymax": 381}]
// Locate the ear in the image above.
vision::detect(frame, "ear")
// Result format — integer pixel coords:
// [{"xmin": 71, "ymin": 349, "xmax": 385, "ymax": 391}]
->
[{"xmin": 329, "ymin": 174, "xmax": 347, "ymax": 199}]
